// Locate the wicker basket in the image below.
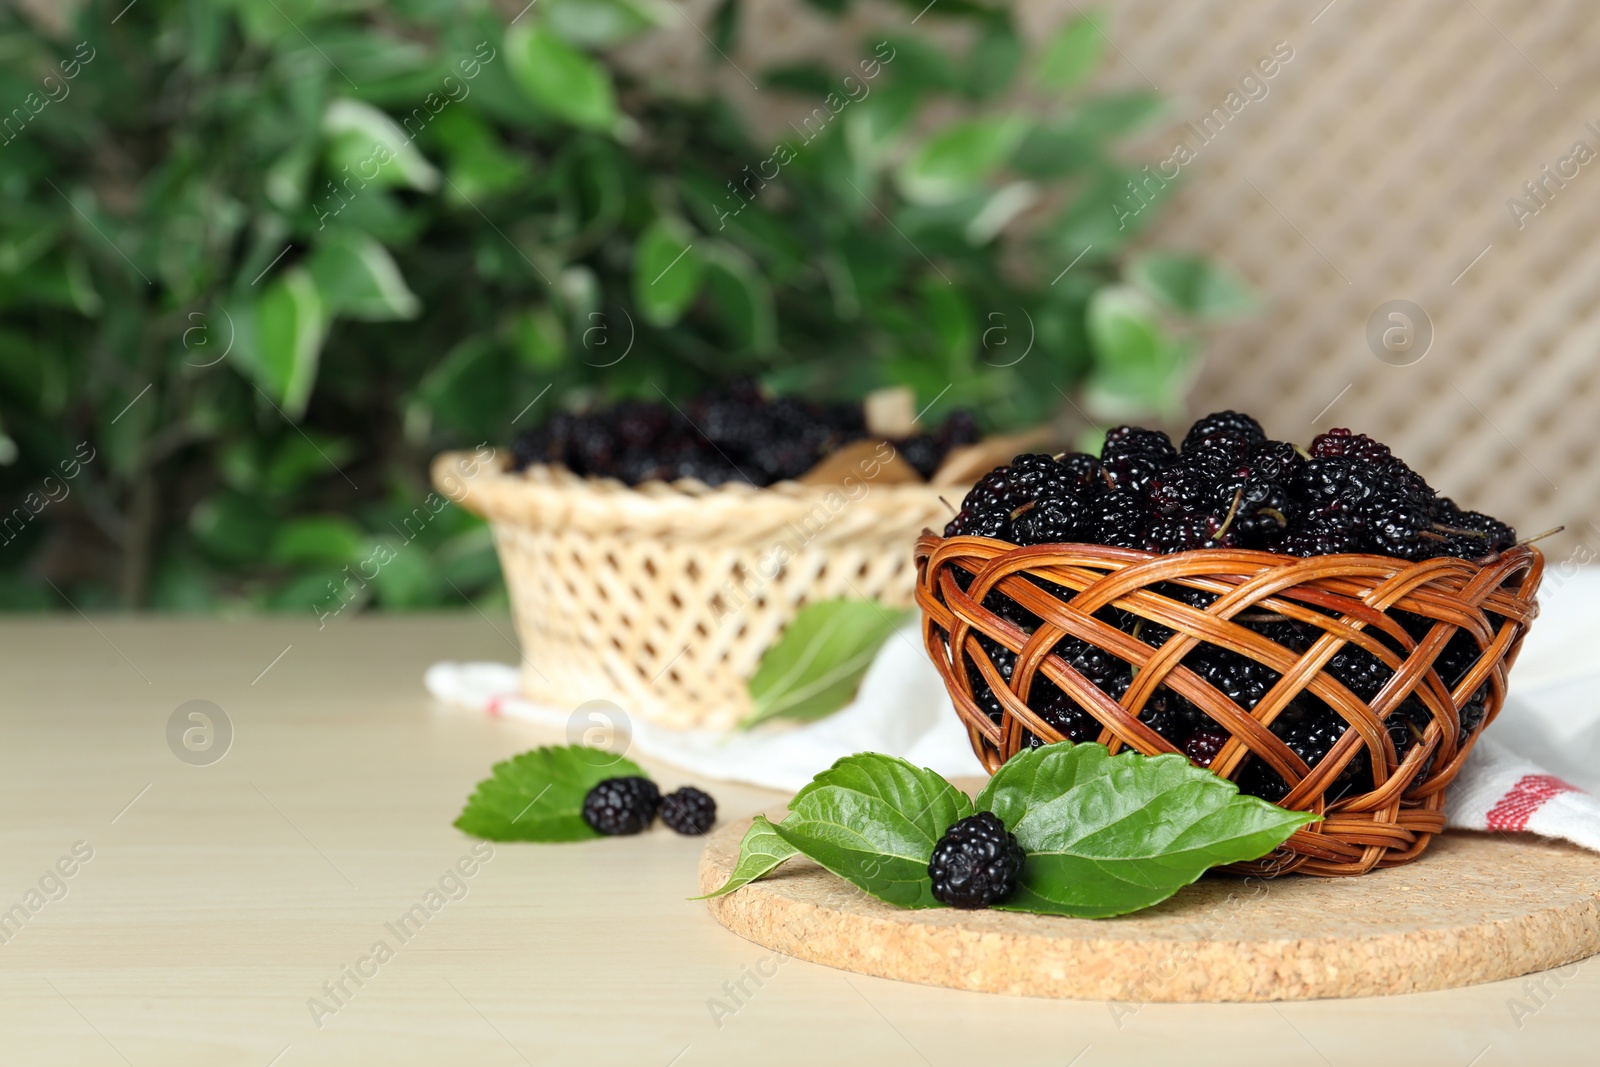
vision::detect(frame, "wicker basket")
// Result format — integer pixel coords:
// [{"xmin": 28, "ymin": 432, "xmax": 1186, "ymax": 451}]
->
[
  {"xmin": 915, "ymin": 534, "xmax": 1544, "ymax": 875},
  {"xmin": 434, "ymin": 450, "xmax": 961, "ymax": 731}
]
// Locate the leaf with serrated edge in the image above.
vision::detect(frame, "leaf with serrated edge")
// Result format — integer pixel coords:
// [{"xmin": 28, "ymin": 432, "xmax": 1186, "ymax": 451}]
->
[
  {"xmin": 454, "ymin": 744, "xmax": 646, "ymax": 842},
  {"xmin": 976, "ymin": 743, "xmax": 1317, "ymax": 918},
  {"xmin": 692, "ymin": 815, "xmax": 799, "ymax": 899},
  {"xmin": 774, "ymin": 754, "xmax": 972, "ymax": 908}
]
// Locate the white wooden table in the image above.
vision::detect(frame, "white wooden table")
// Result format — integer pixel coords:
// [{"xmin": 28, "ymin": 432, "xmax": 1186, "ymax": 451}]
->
[{"xmin": 1, "ymin": 615, "xmax": 1593, "ymax": 1065}]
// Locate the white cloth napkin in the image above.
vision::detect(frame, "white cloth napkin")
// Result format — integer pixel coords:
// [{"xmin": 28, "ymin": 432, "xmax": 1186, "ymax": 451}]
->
[
  {"xmin": 427, "ymin": 570, "xmax": 1600, "ymax": 850},
  {"xmin": 426, "ymin": 621, "xmax": 986, "ymax": 793}
]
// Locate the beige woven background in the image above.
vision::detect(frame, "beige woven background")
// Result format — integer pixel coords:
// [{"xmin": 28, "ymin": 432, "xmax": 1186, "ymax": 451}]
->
[{"xmin": 628, "ymin": 0, "xmax": 1599, "ymax": 558}]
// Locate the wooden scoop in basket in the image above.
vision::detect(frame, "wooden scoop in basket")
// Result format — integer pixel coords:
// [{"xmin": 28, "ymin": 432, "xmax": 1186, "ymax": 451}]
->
[
  {"xmin": 796, "ymin": 427, "xmax": 1062, "ymax": 488},
  {"xmin": 929, "ymin": 426, "xmax": 1060, "ymax": 487},
  {"xmin": 797, "ymin": 439, "xmax": 922, "ymax": 485}
]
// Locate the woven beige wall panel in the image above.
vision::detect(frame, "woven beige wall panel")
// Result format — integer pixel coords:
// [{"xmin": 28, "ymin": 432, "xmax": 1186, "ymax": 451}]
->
[{"xmin": 1086, "ymin": 0, "xmax": 1598, "ymax": 555}]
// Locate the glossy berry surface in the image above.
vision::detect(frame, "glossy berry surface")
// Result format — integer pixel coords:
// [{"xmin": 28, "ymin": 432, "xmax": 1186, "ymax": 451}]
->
[
  {"xmin": 659, "ymin": 786, "xmax": 717, "ymax": 835},
  {"xmin": 1183, "ymin": 410, "xmax": 1266, "ymax": 451},
  {"xmin": 927, "ymin": 812, "xmax": 1026, "ymax": 909},
  {"xmin": 581, "ymin": 777, "xmax": 661, "ymax": 836},
  {"xmin": 945, "ymin": 414, "xmax": 1514, "ymax": 564}
]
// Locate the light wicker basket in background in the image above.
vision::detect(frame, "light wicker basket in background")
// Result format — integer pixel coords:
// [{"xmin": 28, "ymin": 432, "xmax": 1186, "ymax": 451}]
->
[
  {"xmin": 916, "ymin": 534, "xmax": 1544, "ymax": 876},
  {"xmin": 434, "ymin": 451, "xmax": 959, "ymax": 731}
]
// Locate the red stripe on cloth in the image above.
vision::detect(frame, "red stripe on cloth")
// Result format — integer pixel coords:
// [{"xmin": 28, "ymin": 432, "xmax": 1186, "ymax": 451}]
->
[{"xmin": 1486, "ymin": 774, "xmax": 1581, "ymax": 831}]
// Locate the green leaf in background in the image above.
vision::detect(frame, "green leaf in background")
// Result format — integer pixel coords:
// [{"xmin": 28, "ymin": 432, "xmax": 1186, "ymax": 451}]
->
[
  {"xmin": 875, "ymin": 34, "xmax": 962, "ymax": 95},
  {"xmin": 431, "ymin": 108, "xmax": 532, "ymax": 203},
  {"xmin": 264, "ymin": 141, "xmax": 316, "ymax": 211},
  {"xmin": 773, "ymin": 754, "xmax": 974, "ymax": 908},
  {"xmin": 1083, "ymin": 284, "xmax": 1193, "ymax": 418},
  {"xmin": 1011, "ymin": 123, "xmax": 1100, "ymax": 178},
  {"xmin": 843, "ymin": 84, "xmax": 919, "ymax": 170},
  {"xmin": 544, "ymin": 0, "xmax": 667, "ymax": 47},
  {"xmin": 1069, "ymin": 89, "xmax": 1166, "ymax": 140},
  {"xmin": 692, "ymin": 814, "xmax": 798, "ymax": 899},
  {"xmin": 260, "ymin": 434, "xmax": 357, "ymax": 495},
  {"xmin": 0, "ymin": 216, "xmax": 59, "ymax": 275},
  {"xmin": 1128, "ymin": 252, "xmax": 1257, "ymax": 320},
  {"xmin": 742, "ymin": 599, "xmax": 911, "ymax": 728},
  {"xmin": 190, "ymin": 491, "xmax": 277, "ymax": 565},
  {"xmin": 976, "ymin": 743, "xmax": 1318, "ymax": 918},
  {"xmin": 416, "ymin": 337, "xmax": 511, "ymax": 435},
  {"xmin": 308, "ymin": 233, "xmax": 420, "ymax": 321},
  {"xmin": 269, "ymin": 516, "xmax": 367, "ymax": 567},
  {"xmin": 708, "ymin": 0, "xmax": 740, "ymax": 55},
  {"xmin": 966, "ymin": 181, "xmax": 1039, "ymax": 245},
  {"xmin": 897, "ymin": 116, "xmax": 1031, "ymax": 204},
  {"xmin": 251, "ymin": 267, "xmax": 327, "ymax": 419},
  {"xmin": 511, "ymin": 307, "xmax": 567, "ymax": 371},
  {"xmin": 762, "ymin": 62, "xmax": 839, "ymax": 96},
  {"xmin": 964, "ymin": 18, "xmax": 1022, "ymax": 100},
  {"xmin": 455, "ymin": 745, "xmax": 648, "ymax": 842},
  {"xmin": 505, "ymin": 22, "xmax": 619, "ymax": 131},
  {"xmin": 323, "ymin": 99, "xmax": 441, "ymax": 192},
  {"xmin": 1036, "ymin": 13, "xmax": 1104, "ymax": 89},
  {"xmin": 370, "ymin": 545, "xmax": 442, "ymax": 608},
  {"xmin": 703, "ymin": 247, "xmax": 776, "ymax": 354},
  {"xmin": 633, "ymin": 218, "xmax": 703, "ymax": 327}
]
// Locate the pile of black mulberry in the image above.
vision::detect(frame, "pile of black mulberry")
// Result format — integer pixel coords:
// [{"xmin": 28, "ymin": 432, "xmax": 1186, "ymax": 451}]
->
[
  {"xmin": 511, "ymin": 378, "xmax": 980, "ymax": 488},
  {"xmin": 944, "ymin": 411, "xmax": 1518, "ymax": 803},
  {"xmin": 581, "ymin": 778, "xmax": 718, "ymax": 836},
  {"xmin": 945, "ymin": 410, "xmax": 1516, "ymax": 559}
]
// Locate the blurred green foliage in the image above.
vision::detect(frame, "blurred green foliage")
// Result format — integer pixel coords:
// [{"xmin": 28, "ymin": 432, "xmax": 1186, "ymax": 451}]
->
[{"xmin": 0, "ymin": 0, "xmax": 1247, "ymax": 612}]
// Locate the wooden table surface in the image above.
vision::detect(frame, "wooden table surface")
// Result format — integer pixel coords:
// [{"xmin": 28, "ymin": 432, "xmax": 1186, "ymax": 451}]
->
[{"xmin": 2, "ymin": 614, "xmax": 1595, "ymax": 1066}]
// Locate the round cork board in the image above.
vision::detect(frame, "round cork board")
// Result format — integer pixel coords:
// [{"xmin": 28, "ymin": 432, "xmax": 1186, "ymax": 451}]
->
[{"xmin": 699, "ymin": 815, "xmax": 1600, "ymax": 1002}]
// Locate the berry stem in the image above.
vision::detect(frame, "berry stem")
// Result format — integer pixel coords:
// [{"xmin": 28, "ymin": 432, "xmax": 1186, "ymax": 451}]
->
[
  {"xmin": 1515, "ymin": 525, "xmax": 1567, "ymax": 547},
  {"xmin": 1212, "ymin": 487, "xmax": 1244, "ymax": 541}
]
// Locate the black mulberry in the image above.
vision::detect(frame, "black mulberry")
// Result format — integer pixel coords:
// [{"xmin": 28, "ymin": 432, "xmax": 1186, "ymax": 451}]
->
[
  {"xmin": 927, "ymin": 812, "xmax": 1025, "ymax": 909},
  {"xmin": 581, "ymin": 777, "xmax": 661, "ymax": 836},
  {"xmin": 659, "ymin": 786, "xmax": 717, "ymax": 835}
]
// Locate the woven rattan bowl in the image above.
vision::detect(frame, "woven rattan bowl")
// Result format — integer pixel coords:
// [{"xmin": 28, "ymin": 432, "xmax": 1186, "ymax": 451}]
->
[
  {"xmin": 914, "ymin": 533, "xmax": 1544, "ymax": 875},
  {"xmin": 434, "ymin": 450, "xmax": 961, "ymax": 731}
]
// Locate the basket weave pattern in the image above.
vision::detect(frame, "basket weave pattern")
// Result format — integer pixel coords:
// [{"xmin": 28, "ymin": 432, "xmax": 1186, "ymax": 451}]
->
[
  {"xmin": 436, "ymin": 452, "xmax": 956, "ymax": 731},
  {"xmin": 915, "ymin": 535, "xmax": 1543, "ymax": 875}
]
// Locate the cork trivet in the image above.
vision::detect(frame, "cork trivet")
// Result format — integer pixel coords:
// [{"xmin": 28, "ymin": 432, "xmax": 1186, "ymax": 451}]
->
[{"xmin": 699, "ymin": 815, "xmax": 1600, "ymax": 1002}]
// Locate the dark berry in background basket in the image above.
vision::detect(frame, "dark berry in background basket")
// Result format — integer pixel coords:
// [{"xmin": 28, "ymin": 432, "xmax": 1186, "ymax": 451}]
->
[
  {"xmin": 944, "ymin": 411, "xmax": 1517, "ymax": 562},
  {"xmin": 939, "ymin": 410, "xmax": 1521, "ymax": 806},
  {"xmin": 511, "ymin": 378, "xmax": 982, "ymax": 488},
  {"xmin": 581, "ymin": 777, "xmax": 662, "ymax": 836},
  {"xmin": 659, "ymin": 786, "xmax": 717, "ymax": 836},
  {"xmin": 927, "ymin": 812, "xmax": 1025, "ymax": 909}
]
